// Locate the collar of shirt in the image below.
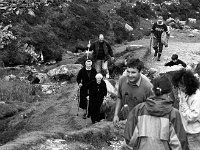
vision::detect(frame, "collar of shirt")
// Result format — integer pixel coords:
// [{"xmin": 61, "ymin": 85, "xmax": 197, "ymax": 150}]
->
[{"xmin": 126, "ymin": 76, "xmax": 142, "ymax": 87}]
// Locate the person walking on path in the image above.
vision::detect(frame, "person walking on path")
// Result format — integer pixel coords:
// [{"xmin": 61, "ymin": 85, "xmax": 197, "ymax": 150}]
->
[
  {"xmin": 85, "ymin": 73, "xmax": 107, "ymax": 124},
  {"xmin": 172, "ymin": 69, "xmax": 200, "ymax": 150},
  {"xmin": 151, "ymin": 15, "xmax": 170, "ymax": 61},
  {"xmin": 89, "ymin": 34, "xmax": 114, "ymax": 78},
  {"xmin": 113, "ymin": 58, "xmax": 153, "ymax": 126},
  {"xmin": 76, "ymin": 60, "xmax": 97, "ymax": 119},
  {"xmin": 123, "ymin": 75, "xmax": 189, "ymax": 150},
  {"xmin": 165, "ymin": 54, "xmax": 187, "ymax": 67}
]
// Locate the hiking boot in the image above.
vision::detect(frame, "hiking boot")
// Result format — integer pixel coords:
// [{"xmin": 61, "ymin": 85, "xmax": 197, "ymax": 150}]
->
[
  {"xmin": 157, "ymin": 58, "xmax": 161, "ymax": 61},
  {"xmin": 82, "ymin": 113, "xmax": 87, "ymax": 119}
]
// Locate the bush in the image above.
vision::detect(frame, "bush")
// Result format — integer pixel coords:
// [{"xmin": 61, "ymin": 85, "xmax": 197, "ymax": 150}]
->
[{"xmin": 0, "ymin": 79, "xmax": 34, "ymax": 103}]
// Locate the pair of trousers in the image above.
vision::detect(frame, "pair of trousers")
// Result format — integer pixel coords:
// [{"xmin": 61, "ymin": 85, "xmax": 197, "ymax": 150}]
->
[
  {"xmin": 187, "ymin": 132, "xmax": 200, "ymax": 150},
  {"xmin": 95, "ymin": 60, "xmax": 109, "ymax": 74},
  {"xmin": 153, "ymin": 38, "xmax": 163, "ymax": 54}
]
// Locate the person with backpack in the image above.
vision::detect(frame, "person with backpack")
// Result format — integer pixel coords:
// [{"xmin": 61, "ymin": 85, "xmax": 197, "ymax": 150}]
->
[
  {"xmin": 151, "ymin": 15, "xmax": 170, "ymax": 61},
  {"xmin": 123, "ymin": 75, "xmax": 189, "ymax": 150}
]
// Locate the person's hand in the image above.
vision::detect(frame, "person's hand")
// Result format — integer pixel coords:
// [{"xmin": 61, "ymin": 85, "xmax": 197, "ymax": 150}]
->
[
  {"xmin": 113, "ymin": 115, "xmax": 119, "ymax": 127},
  {"xmin": 78, "ymin": 83, "xmax": 82, "ymax": 88},
  {"xmin": 111, "ymin": 57, "xmax": 115, "ymax": 61}
]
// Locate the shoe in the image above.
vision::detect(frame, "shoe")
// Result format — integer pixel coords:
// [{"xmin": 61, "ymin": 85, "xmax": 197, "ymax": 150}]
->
[
  {"xmin": 157, "ymin": 58, "xmax": 160, "ymax": 61},
  {"xmin": 82, "ymin": 113, "xmax": 87, "ymax": 119}
]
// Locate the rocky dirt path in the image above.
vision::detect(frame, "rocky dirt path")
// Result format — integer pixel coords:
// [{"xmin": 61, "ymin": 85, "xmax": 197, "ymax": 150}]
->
[{"xmin": 115, "ymin": 30, "xmax": 200, "ymax": 73}]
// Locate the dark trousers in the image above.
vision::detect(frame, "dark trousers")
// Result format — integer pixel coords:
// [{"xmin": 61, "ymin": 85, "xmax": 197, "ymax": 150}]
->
[{"xmin": 153, "ymin": 38, "xmax": 163, "ymax": 56}]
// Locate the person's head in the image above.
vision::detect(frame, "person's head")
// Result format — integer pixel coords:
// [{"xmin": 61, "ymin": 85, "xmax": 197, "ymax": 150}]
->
[
  {"xmin": 99, "ymin": 34, "xmax": 104, "ymax": 43},
  {"xmin": 85, "ymin": 59, "xmax": 92, "ymax": 70},
  {"xmin": 95, "ymin": 73, "xmax": 103, "ymax": 84},
  {"xmin": 172, "ymin": 69, "xmax": 199, "ymax": 96},
  {"xmin": 152, "ymin": 75, "xmax": 172, "ymax": 96},
  {"xmin": 171, "ymin": 54, "xmax": 178, "ymax": 63},
  {"xmin": 157, "ymin": 15, "xmax": 163, "ymax": 25},
  {"xmin": 126, "ymin": 58, "xmax": 144, "ymax": 83}
]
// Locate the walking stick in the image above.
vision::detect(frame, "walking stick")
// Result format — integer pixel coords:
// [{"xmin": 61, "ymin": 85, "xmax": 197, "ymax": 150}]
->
[
  {"xmin": 86, "ymin": 95, "xmax": 89, "ymax": 127},
  {"xmin": 76, "ymin": 88, "xmax": 80, "ymax": 116},
  {"xmin": 149, "ymin": 35, "xmax": 153, "ymax": 54}
]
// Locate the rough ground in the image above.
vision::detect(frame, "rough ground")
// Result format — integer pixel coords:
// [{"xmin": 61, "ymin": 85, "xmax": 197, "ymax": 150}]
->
[{"xmin": 1, "ymin": 29, "xmax": 200, "ymax": 150}]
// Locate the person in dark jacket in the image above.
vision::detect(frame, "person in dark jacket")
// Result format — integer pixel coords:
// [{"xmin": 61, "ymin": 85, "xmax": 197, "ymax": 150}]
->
[
  {"xmin": 85, "ymin": 73, "xmax": 107, "ymax": 124},
  {"xmin": 76, "ymin": 60, "xmax": 97, "ymax": 119},
  {"xmin": 165, "ymin": 54, "xmax": 187, "ymax": 67},
  {"xmin": 151, "ymin": 15, "xmax": 170, "ymax": 61},
  {"xmin": 124, "ymin": 75, "xmax": 189, "ymax": 150},
  {"xmin": 89, "ymin": 34, "xmax": 114, "ymax": 78}
]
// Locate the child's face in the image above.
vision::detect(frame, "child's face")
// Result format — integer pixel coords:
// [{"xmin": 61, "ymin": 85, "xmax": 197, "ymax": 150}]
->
[{"xmin": 172, "ymin": 59, "xmax": 178, "ymax": 63}]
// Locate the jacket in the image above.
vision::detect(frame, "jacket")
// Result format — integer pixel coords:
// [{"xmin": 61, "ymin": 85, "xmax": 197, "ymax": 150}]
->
[
  {"xmin": 179, "ymin": 89, "xmax": 200, "ymax": 134},
  {"xmin": 89, "ymin": 40, "xmax": 113, "ymax": 61},
  {"xmin": 124, "ymin": 96, "xmax": 189, "ymax": 150}
]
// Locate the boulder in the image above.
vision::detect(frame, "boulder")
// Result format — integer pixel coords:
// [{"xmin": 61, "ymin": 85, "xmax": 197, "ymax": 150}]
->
[
  {"xmin": 47, "ymin": 64, "xmax": 82, "ymax": 81},
  {"xmin": 0, "ymin": 103, "xmax": 18, "ymax": 119}
]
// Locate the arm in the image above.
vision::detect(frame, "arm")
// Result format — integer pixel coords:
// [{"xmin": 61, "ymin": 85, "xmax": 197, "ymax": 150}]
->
[
  {"xmin": 151, "ymin": 23, "xmax": 156, "ymax": 34},
  {"xmin": 178, "ymin": 60, "xmax": 187, "ymax": 67},
  {"xmin": 89, "ymin": 42, "xmax": 95, "ymax": 51},
  {"xmin": 169, "ymin": 110, "xmax": 189, "ymax": 150},
  {"xmin": 124, "ymin": 107, "xmax": 139, "ymax": 148},
  {"xmin": 102, "ymin": 81, "xmax": 107, "ymax": 97},
  {"xmin": 106, "ymin": 42, "xmax": 114, "ymax": 57},
  {"xmin": 164, "ymin": 24, "xmax": 170, "ymax": 36},
  {"xmin": 180, "ymin": 94, "xmax": 200, "ymax": 122},
  {"xmin": 76, "ymin": 69, "xmax": 82, "ymax": 84},
  {"xmin": 165, "ymin": 61, "xmax": 173, "ymax": 67}
]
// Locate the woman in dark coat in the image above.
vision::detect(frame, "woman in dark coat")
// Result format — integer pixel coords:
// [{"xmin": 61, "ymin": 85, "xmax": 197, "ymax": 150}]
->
[
  {"xmin": 76, "ymin": 60, "xmax": 97, "ymax": 118},
  {"xmin": 85, "ymin": 73, "xmax": 107, "ymax": 124}
]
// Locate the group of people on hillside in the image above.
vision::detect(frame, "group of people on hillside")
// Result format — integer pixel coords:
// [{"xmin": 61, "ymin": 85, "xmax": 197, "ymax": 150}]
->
[{"xmin": 76, "ymin": 15, "xmax": 199, "ymax": 150}]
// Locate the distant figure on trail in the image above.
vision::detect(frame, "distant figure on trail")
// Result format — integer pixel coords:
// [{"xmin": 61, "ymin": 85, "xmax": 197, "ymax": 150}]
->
[
  {"xmin": 165, "ymin": 54, "xmax": 187, "ymax": 67},
  {"xmin": 89, "ymin": 34, "xmax": 114, "ymax": 78},
  {"xmin": 151, "ymin": 15, "xmax": 170, "ymax": 61},
  {"xmin": 76, "ymin": 60, "xmax": 97, "ymax": 119},
  {"xmin": 123, "ymin": 75, "xmax": 189, "ymax": 150},
  {"xmin": 85, "ymin": 73, "xmax": 107, "ymax": 124},
  {"xmin": 113, "ymin": 58, "xmax": 153, "ymax": 126}
]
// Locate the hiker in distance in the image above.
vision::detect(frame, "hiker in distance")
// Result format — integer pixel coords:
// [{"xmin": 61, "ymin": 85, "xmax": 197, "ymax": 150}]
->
[
  {"xmin": 165, "ymin": 54, "xmax": 187, "ymax": 67},
  {"xmin": 89, "ymin": 34, "xmax": 114, "ymax": 78},
  {"xmin": 123, "ymin": 75, "xmax": 189, "ymax": 150},
  {"xmin": 76, "ymin": 59, "xmax": 97, "ymax": 119},
  {"xmin": 113, "ymin": 58, "xmax": 153, "ymax": 126},
  {"xmin": 151, "ymin": 15, "xmax": 170, "ymax": 61},
  {"xmin": 85, "ymin": 73, "xmax": 107, "ymax": 124}
]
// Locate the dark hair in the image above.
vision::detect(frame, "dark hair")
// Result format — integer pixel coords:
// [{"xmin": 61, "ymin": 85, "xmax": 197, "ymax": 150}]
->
[
  {"xmin": 126, "ymin": 58, "xmax": 144, "ymax": 72},
  {"xmin": 152, "ymin": 75, "xmax": 172, "ymax": 96},
  {"xmin": 171, "ymin": 54, "xmax": 178, "ymax": 60},
  {"xmin": 172, "ymin": 69, "xmax": 199, "ymax": 96}
]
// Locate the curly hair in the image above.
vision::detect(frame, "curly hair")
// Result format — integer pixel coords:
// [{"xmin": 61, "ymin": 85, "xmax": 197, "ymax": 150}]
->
[
  {"xmin": 172, "ymin": 69, "xmax": 199, "ymax": 96},
  {"xmin": 126, "ymin": 58, "xmax": 144, "ymax": 72}
]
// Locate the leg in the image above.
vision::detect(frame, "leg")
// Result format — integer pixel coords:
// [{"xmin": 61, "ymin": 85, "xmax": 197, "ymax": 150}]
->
[
  {"xmin": 102, "ymin": 61, "xmax": 109, "ymax": 78},
  {"xmin": 95, "ymin": 60, "xmax": 102, "ymax": 73},
  {"xmin": 157, "ymin": 42, "xmax": 163, "ymax": 61},
  {"xmin": 153, "ymin": 38, "xmax": 158, "ymax": 57}
]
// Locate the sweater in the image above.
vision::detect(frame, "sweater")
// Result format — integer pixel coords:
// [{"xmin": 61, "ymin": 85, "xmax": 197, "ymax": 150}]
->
[
  {"xmin": 165, "ymin": 59, "xmax": 187, "ymax": 67},
  {"xmin": 179, "ymin": 89, "xmax": 200, "ymax": 134}
]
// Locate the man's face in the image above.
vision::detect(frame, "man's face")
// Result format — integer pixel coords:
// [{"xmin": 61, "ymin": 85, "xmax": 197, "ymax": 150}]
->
[
  {"xmin": 85, "ymin": 61, "xmax": 92, "ymax": 69},
  {"xmin": 172, "ymin": 59, "xmax": 178, "ymax": 63},
  {"xmin": 96, "ymin": 76, "xmax": 102, "ymax": 84},
  {"xmin": 127, "ymin": 67, "xmax": 141, "ymax": 83},
  {"xmin": 99, "ymin": 35, "xmax": 104, "ymax": 43},
  {"xmin": 157, "ymin": 16, "xmax": 163, "ymax": 24}
]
